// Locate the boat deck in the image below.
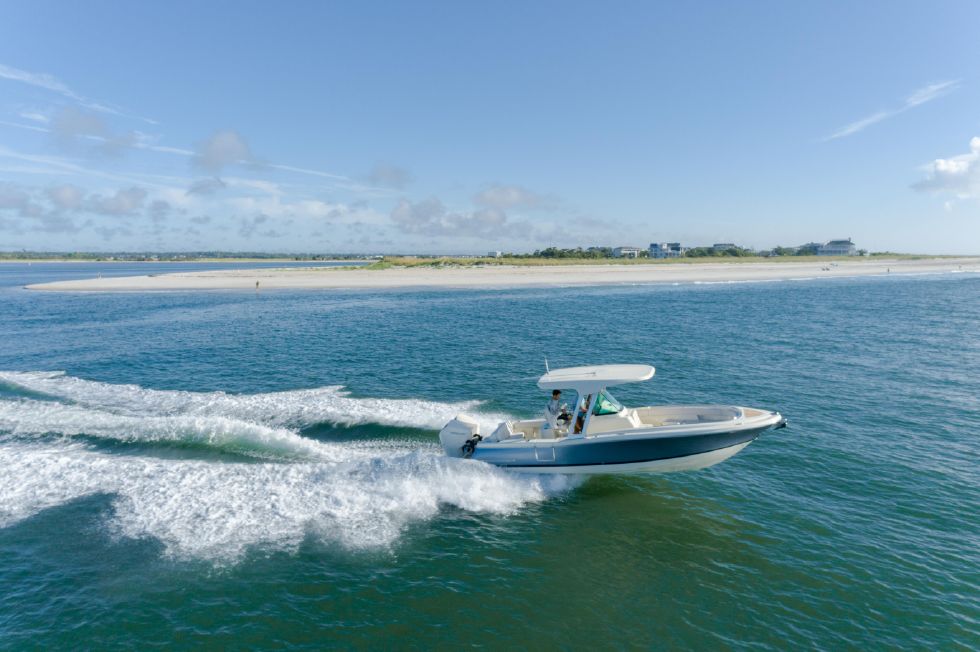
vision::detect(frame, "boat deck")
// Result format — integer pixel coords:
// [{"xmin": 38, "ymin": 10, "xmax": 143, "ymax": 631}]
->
[{"xmin": 503, "ymin": 405, "xmax": 758, "ymax": 442}]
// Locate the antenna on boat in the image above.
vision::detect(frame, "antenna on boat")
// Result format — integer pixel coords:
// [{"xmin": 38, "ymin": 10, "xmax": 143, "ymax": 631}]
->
[{"xmin": 544, "ymin": 357, "xmax": 550, "ymax": 373}]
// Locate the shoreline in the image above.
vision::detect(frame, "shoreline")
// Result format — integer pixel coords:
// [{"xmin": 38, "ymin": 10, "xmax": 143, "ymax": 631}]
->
[
  {"xmin": 23, "ymin": 258, "xmax": 979, "ymax": 292},
  {"xmin": 0, "ymin": 258, "xmax": 362, "ymax": 264}
]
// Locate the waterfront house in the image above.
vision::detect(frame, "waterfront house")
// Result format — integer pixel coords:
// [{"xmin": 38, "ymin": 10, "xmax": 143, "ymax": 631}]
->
[
  {"xmin": 649, "ymin": 242, "xmax": 685, "ymax": 258},
  {"xmin": 817, "ymin": 238, "xmax": 857, "ymax": 256},
  {"xmin": 613, "ymin": 246, "xmax": 643, "ymax": 258}
]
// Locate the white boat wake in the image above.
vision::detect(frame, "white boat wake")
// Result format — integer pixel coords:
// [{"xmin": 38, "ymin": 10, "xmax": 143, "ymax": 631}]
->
[
  {"xmin": 0, "ymin": 370, "xmax": 509, "ymax": 431},
  {"xmin": 0, "ymin": 372, "xmax": 576, "ymax": 563}
]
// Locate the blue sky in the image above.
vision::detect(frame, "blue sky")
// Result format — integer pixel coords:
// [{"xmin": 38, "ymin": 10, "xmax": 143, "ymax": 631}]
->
[{"xmin": 1, "ymin": 1, "xmax": 978, "ymax": 254}]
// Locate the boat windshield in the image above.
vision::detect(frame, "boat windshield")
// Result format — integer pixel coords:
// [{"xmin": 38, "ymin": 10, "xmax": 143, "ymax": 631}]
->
[{"xmin": 592, "ymin": 390, "xmax": 624, "ymax": 416}]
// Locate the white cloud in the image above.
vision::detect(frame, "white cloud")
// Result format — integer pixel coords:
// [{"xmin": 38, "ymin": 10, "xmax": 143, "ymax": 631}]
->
[
  {"xmin": 148, "ymin": 200, "xmax": 172, "ymax": 222},
  {"xmin": 0, "ymin": 119, "xmax": 49, "ymax": 134},
  {"xmin": 46, "ymin": 184, "xmax": 85, "ymax": 210},
  {"xmin": 238, "ymin": 214, "xmax": 270, "ymax": 238},
  {"xmin": 0, "ymin": 182, "xmax": 77, "ymax": 231},
  {"xmin": 267, "ymin": 163, "xmax": 349, "ymax": 181},
  {"xmin": 43, "ymin": 107, "xmax": 153, "ymax": 157},
  {"xmin": 82, "ymin": 187, "xmax": 148, "ymax": 216},
  {"xmin": 912, "ymin": 136, "xmax": 980, "ymax": 200},
  {"xmin": 825, "ymin": 111, "xmax": 891, "ymax": 141},
  {"xmin": 0, "ymin": 62, "xmax": 156, "ymax": 124},
  {"xmin": 905, "ymin": 80, "xmax": 959, "ymax": 107},
  {"xmin": 390, "ymin": 197, "xmax": 519, "ymax": 238},
  {"xmin": 223, "ymin": 177, "xmax": 282, "ymax": 195},
  {"xmin": 825, "ymin": 80, "xmax": 960, "ymax": 141},
  {"xmin": 0, "ymin": 117, "xmax": 360, "ymax": 198},
  {"xmin": 193, "ymin": 130, "xmax": 252, "ymax": 173},
  {"xmin": 186, "ymin": 177, "xmax": 228, "ymax": 196},
  {"xmin": 473, "ymin": 184, "xmax": 551, "ymax": 210},
  {"xmin": 19, "ymin": 111, "xmax": 49, "ymax": 124},
  {"xmin": 366, "ymin": 163, "xmax": 413, "ymax": 189},
  {"xmin": 0, "ymin": 63, "xmax": 84, "ymax": 100},
  {"xmin": 51, "ymin": 107, "xmax": 107, "ymax": 143},
  {"xmin": 226, "ymin": 195, "xmax": 354, "ymax": 221},
  {"xmin": 0, "ymin": 182, "xmax": 39, "ymax": 216}
]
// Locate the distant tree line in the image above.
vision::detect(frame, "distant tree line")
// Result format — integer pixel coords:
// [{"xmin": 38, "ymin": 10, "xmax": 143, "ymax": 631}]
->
[
  {"xmin": 0, "ymin": 251, "xmax": 365, "ymax": 261},
  {"xmin": 682, "ymin": 246, "xmax": 753, "ymax": 257},
  {"xmin": 509, "ymin": 246, "xmax": 648, "ymax": 259}
]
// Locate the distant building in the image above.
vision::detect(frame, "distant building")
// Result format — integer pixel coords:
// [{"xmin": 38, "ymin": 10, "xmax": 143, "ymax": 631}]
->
[
  {"xmin": 817, "ymin": 238, "xmax": 857, "ymax": 256},
  {"xmin": 712, "ymin": 243, "xmax": 737, "ymax": 253},
  {"xmin": 488, "ymin": 251, "xmax": 502, "ymax": 258},
  {"xmin": 649, "ymin": 242, "xmax": 685, "ymax": 258},
  {"xmin": 613, "ymin": 246, "xmax": 643, "ymax": 258}
]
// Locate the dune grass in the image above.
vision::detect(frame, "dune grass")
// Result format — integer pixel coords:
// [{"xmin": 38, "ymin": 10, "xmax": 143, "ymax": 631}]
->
[{"xmin": 357, "ymin": 253, "xmax": 945, "ymax": 270}]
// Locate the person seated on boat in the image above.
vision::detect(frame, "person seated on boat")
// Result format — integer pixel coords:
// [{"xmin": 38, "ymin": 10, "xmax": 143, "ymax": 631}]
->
[
  {"xmin": 545, "ymin": 390, "xmax": 570, "ymax": 428},
  {"xmin": 574, "ymin": 394, "xmax": 592, "ymax": 434}
]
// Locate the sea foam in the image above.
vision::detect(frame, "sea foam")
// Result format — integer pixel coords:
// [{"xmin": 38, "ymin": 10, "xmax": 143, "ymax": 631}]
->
[
  {"xmin": 0, "ymin": 372, "xmax": 568, "ymax": 563},
  {"xmin": 0, "ymin": 370, "xmax": 508, "ymax": 432},
  {"xmin": 0, "ymin": 441, "xmax": 575, "ymax": 563}
]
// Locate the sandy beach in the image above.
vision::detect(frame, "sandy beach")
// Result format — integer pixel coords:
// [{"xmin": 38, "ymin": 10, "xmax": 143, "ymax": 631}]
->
[{"xmin": 23, "ymin": 258, "xmax": 978, "ymax": 292}]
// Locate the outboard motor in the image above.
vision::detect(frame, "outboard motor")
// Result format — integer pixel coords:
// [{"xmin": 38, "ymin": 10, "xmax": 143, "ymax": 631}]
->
[{"xmin": 440, "ymin": 414, "xmax": 481, "ymax": 458}]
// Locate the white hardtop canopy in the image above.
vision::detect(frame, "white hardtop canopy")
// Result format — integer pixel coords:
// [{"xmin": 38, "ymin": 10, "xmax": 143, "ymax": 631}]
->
[{"xmin": 537, "ymin": 364, "xmax": 655, "ymax": 394}]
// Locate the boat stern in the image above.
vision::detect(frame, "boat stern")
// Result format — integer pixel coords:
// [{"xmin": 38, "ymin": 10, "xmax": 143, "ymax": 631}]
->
[{"xmin": 439, "ymin": 414, "xmax": 480, "ymax": 458}]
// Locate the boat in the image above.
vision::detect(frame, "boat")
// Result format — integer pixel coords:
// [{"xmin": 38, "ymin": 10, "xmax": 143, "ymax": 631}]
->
[{"xmin": 439, "ymin": 364, "xmax": 785, "ymax": 474}]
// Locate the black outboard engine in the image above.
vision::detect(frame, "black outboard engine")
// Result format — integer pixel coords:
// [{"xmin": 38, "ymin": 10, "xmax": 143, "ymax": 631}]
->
[{"xmin": 460, "ymin": 434, "xmax": 483, "ymax": 458}]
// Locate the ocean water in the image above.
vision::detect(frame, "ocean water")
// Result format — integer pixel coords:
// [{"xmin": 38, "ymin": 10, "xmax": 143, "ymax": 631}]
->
[{"xmin": 0, "ymin": 263, "xmax": 977, "ymax": 649}]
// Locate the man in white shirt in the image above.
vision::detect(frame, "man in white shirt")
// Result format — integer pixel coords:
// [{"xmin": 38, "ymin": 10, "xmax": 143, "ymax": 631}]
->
[{"xmin": 545, "ymin": 390, "xmax": 563, "ymax": 428}]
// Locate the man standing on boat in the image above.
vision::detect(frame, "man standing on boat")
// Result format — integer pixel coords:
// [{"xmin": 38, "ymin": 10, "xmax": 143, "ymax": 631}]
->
[
  {"xmin": 574, "ymin": 394, "xmax": 592, "ymax": 434},
  {"xmin": 545, "ymin": 390, "xmax": 562, "ymax": 428}
]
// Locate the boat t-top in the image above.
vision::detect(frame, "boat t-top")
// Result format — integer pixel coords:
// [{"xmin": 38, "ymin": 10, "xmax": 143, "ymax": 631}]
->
[{"xmin": 439, "ymin": 363, "xmax": 785, "ymax": 474}]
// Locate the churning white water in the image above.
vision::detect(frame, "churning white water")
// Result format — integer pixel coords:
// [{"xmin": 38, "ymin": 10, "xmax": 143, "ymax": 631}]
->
[{"xmin": 0, "ymin": 372, "xmax": 577, "ymax": 563}]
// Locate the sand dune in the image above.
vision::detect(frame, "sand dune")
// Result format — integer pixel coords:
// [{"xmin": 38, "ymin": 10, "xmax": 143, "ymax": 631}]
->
[{"xmin": 25, "ymin": 258, "xmax": 978, "ymax": 292}]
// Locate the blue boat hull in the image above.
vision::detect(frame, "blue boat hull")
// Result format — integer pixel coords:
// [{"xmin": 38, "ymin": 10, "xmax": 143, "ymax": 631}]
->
[{"xmin": 471, "ymin": 424, "xmax": 774, "ymax": 472}]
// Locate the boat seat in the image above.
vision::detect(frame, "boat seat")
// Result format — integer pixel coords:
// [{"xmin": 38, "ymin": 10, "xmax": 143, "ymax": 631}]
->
[
  {"xmin": 627, "ymin": 409, "xmax": 643, "ymax": 428},
  {"xmin": 587, "ymin": 413, "xmax": 636, "ymax": 434},
  {"xmin": 489, "ymin": 422, "xmax": 523, "ymax": 442}
]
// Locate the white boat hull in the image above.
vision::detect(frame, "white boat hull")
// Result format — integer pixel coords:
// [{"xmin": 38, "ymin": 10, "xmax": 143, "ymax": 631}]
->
[
  {"xmin": 503, "ymin": 440, "xmax": 752, "ymax": 474},
  {"xmin": 440, "ymin": 405, "xmax": 785, "ymax": 475}
]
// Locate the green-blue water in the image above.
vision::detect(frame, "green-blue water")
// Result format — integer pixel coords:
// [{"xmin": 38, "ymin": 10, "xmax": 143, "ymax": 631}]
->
[{"xmin": 0, "ymin": 264, "xmax": 977, "ymax": 649}]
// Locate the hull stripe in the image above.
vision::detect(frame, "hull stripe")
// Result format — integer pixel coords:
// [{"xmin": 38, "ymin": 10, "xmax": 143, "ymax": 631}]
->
[{"xmin": 496, "ymin": 439, "xmax": 759, "ymax": 468}]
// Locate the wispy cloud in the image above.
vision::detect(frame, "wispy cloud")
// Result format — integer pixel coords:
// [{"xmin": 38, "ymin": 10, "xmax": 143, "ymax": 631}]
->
[
  {"xmin": 0, "ymin": 119, "xmax": 49, "ymax": 134},
  {"xmin": 0, "ymin": 62, "xmax": 157, "ymax": 124},
  {"xmin": 824, "ymin": 79, "xmax": 960, "ymax": 141},
  {"xmin": 365, "ymin": 163, "xmax": 413, "ymax": 189},
  {"xmin": 473, "ymin": 184, "xmax": 553, "ymax": 210},
  {"xmin": 0, "ymin": 113, "xmax": 371, "ymax": 196},
  {"xmin": 0, "ymin": 144, "xmax": 184, "ymax": 190},
  {"xmin": 0, "ymin": 112, "xmax": 190, "ymax": 157},
  {"xmin": 19, "ymin": 111, "xmax": 49, "ymax": 124},
  {"xmin": 186, "ymin": 177, "xmax": 228, "ymax": 196},
  {"xmin": 268, "ymin": 163, "xmax": 349, "ymax": 181}
]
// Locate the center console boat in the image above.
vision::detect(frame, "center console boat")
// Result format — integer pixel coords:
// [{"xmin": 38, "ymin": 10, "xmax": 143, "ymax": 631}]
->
[{"xmin": 439, "ymin": 364, "xmax": 785, "ymax": 474}]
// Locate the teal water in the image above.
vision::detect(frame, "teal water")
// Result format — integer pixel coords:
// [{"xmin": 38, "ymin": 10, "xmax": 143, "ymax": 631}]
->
[{"xmin": 0, "ymin": 264, "xmax": 977, "ymax": 649}]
